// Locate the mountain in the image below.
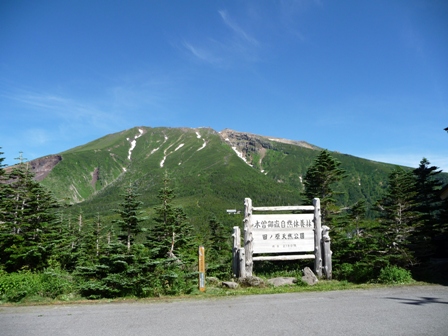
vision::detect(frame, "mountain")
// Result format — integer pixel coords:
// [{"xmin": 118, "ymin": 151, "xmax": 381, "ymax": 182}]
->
[{"xmin": 22, "ymin": 126, "xmax": 425, "ymax": 227}]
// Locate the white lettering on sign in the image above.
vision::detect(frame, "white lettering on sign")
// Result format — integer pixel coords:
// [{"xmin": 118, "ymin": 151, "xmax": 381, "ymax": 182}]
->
[{"xmin": 251, "ymin": 214, "xmax": 314, "ymax": 254}]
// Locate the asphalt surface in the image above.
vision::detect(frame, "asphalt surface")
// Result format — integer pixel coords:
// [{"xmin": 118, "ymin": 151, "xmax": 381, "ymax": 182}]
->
[{"xmin": 1, "ymin": 285, "xmax": 447, "ymax": 336}]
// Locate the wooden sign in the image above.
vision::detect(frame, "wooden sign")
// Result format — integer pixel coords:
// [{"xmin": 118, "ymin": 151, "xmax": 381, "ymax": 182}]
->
[
  {"xmin": 251, "ymin": 214, "xmax": 314, "ymax": 254},
  {"xmin": 237, "ymin": 197, "xmax": 331, "ymax": 279}
]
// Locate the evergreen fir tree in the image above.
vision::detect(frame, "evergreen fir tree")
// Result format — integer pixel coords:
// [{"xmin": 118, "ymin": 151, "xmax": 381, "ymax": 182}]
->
[
  {"xmin": 74, "ymin": 213, "xmax": 108, "ymax": 267},
  {"xmin": 208, "ymin": 216, "xmax": 231, "ymax": 278},
  {"xmin": 411, "ymin": 158, "xmax": 444, "ymax": 259},
  {"xmin": 0, "ymin": 148, "xmax": 8, "ymax": 270},
  {"xmin": 437, "ymin": 197, "xmax": 448, "ymax": 257},
  {"xmin": 375, "ymin": 166, "xmax": 421, "ymax": 268},
  {"xmin": 146, "ymin": 172, "xmax": 194, "ymax": 262},
  {"xmin": 302, "ymin": 149, "xmax": 346, "ymax": 224},
  {"xmin": 0, "ymin": 147, "xmax": 8, "ymax": 224},
  {"xmin": 0, "ymin": 155, "xmax": 60, "ymax": 271},
  {"xmin": 113, "ymin": 184, "xmax": 146, "ymax": 252},
  {"xmin": 0, "ymin": 147, "xmax": 6, "ymax": 178},
  {"xmin": 332, "ymin": 201, "xmax": 383, "ymax": 282},
  {"xmin": 208, "ymin": 216, "xmax": 230, "ymax": 256},
  {"xmin": 348, "ymin": 199, "xmax": 367, "ymax": 238},
  {"xmin": 75, "ymin": 241, "xmax": 155, "ymax": 299},
  {"xmin": 50, "ymin": 209, "xmax": 79, "ymax": 270}
]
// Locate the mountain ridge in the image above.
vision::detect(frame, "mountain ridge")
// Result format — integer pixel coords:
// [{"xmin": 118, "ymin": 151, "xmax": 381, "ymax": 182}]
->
[
  {"xmin": 20, "ymin": 126, "xmax": 384, "ymax": 182},
  {"xmin": 8, "ymin": 126, "xmax": 438, "ymax": 226}
]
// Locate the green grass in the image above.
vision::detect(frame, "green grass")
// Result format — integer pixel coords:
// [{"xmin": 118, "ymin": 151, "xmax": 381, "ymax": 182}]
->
[{"xmin": 1, "ymin": 280, "xmax": 432, "ymax": 307}]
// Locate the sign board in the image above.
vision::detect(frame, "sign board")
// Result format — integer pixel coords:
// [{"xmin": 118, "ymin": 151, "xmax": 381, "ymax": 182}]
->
[
  {"xmin": 237, "ymin": 198, "xmax": 330, "ymax": 279},
  {"xmin": 233, "ymin": 197, "xmax": 331, "ymax": 279},
  {"xmin": 251, "ymin": 214, "xmax": 314, "ymax": 254}
]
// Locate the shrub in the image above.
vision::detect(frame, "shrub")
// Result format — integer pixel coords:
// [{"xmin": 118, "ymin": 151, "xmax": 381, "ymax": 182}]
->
[
  {"xmin": 377, "ymin": 265, "xmax": 414, "ymax": 284},
  {"xmin": 333, "ymin": 262, "xmax": 376, "ymax": 283},
  {"xmin": 0, "ymin": 270, "xmax": 40, "ymax": 302},
  {"xmin": 0, "ymin": 268, "xmax": 74, "ymax": 303}
]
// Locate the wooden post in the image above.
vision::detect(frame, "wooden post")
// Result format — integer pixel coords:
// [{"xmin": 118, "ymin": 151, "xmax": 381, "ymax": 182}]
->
[
  {"xmin": 313, "ymin": 198, "xmax": 322, "ymax": 277},
  {"xmin": 238, "ymin": 247, "xmax": 246, "ymax": 279},
  {"xmin": 243, "ymin": 198, "xmax": 253, "ymax": 277},
  {"xmin": 322, "ymin": 225, "xmax": 332, "ymax": 279},
  {"xmin": 239, "ymin": 248, "xmax": 246, "ymax": 279},
  {"xmin": 198, "ymin": 246, "xmax": 205, "ymax": 292},
  {"xmin": 232, "ymin": 226, "xmax": 241, "ymax": 278}
]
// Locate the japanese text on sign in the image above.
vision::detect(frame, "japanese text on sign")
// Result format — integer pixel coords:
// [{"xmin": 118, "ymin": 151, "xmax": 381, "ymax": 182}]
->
[{"xmin": 251, "ymin": 214, "xmax": 314, "ymax": 254}]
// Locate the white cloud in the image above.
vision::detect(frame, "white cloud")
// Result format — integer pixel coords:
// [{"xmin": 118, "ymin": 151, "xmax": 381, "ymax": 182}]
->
[
  {"xmin": 181, "ymin": 40, "xmax": 222, "ymax": 65},
  {"xmin": 180, "ymin": 9, "xmax": 262, "ymax": 66},
  {"xmin": 6, "ymin": 91, "xmax": 114, "ymax": 127},
  {"xmin": 218, "ymin": 10, "xmax": 259, "ymax": 46}
]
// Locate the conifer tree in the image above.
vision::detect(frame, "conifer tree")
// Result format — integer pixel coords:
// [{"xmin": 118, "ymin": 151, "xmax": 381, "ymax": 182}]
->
[
  {"xmin": 375, "ymin": 166, "xmax": 420, "ymax": 267},
  {"xmin": 206, "ymin": 216, "xmax": 231, "ymax": 278},
  {"xmin": 71, "ymin": 213, "xmax": 106, "ymax": 267},
  {"xmin": 208, "ymin": 216, "xmax": 230, "ymax": 255},
  {"xmin": 438, "ymin": 197, "xmax": 448, "ymax": 248},
  {"xmin": 0, "ymin": 147, "xmax": 8, "ymax": 222},
  {"xmin": 0, "ymin": 148, "xmax": 8, "ymax": 269},
  {"xmin": 332, "ymin": 200, "xmax": 382, "ymax": 281},
  {"xmin": 0, "ymin": 154, "xmax": 60, "ymax": 271},
  {"xmin": 75, "ymin": 188, "xmax": 153, "ymax": 299},
  {"xmin": 146, "ymin": 172, "xmax": 194, "ymax": 262},
  {"xmin": 302, "ymin": 150, "xmax": 346, "ymax": 224},
  {"xmin": 113, "ymin": 184, "xmax": 146, "ymax": 252},
  {"xmin": 51, "ymin": 209, "xmax": 79, "ymax": 270},
  {"xmin": 411, "ymin": 158, "xmax": 444, "ymax": 259},
  {"xmin": 0, "ymin": 147, "xmax": 6, "ymax": 177}
]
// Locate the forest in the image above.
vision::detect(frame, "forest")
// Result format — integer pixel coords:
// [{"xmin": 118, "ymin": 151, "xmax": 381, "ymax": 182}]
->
[{"xmin": 1, "ymin": 147, "xmax": 447, "ymax": 303}]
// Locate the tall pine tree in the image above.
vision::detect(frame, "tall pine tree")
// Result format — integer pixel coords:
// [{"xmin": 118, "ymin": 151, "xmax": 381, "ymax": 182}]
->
[
  {"xmin": 146, "ymin": 172, "xmax": 194, "ymax": 262},
  {"xmin": 302, "ymin": 149, "xmax": 346, "ymax": 224},
  {"xmin": 205, "ymin": 216, "xmax": 231, "ymax": 278},
  {"xmin": 375, "ymin": 166, "xmax": 420, "ymax": 268},
  {"xmin": 0, "ymin": 155, "xmax": 60, "ymax": 271},
  {"xmin": 113, "ymin": 184, "xmax": 146, "ymax": 252},
  {"xmin": 411, "ymin": 158, "xmax": 444, "ymax": 259}
]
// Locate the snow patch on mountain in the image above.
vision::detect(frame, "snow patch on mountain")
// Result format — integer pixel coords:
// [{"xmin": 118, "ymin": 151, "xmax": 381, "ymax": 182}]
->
[
  {"xmin": 223, "ymin": 137, "xmax": 252, "ymax": 167},
  {"xmin": 160, "ymin": 139, "xmax": 175, "ymax": 168},
  {"xmin": 197, "ymin": 140, "xmax": 207, "ymax": 151},
  {"xmin": 150, "ymin": 135, "xmax": 168, "ymax": 155},
  {"xmin": 195, "ymin": 131, "xmax": 207, "ymax": 150},
  {"xmin": 127, "ymin": 128, "xmax": 144, "ymax": 160},
  {"xmin": 231, "ymin": 146, "xmax": 252, "ymax": 167}
]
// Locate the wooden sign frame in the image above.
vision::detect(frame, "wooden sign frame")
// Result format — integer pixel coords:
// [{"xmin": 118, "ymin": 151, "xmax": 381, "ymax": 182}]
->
[{"xmin": 232, "ymin": 197, "xmax": 332, "ymax": 279}]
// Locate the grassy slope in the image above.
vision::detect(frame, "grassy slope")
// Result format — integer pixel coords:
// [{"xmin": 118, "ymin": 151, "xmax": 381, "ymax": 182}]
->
[{"xmin": 40, "ymin": 126, "xmax": 446, "ymax": 231}]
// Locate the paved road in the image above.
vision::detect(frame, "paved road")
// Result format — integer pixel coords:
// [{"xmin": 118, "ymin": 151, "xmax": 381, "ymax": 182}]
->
[{"xmin": 1, "ymin": 285, "xmax": 447, "ymax": 336}]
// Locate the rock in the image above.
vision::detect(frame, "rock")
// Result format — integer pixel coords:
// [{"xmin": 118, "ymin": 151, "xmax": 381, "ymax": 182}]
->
[
  {"xmin": 5, "ymin": 155, "xmax": 62, "ymax": 182},
  {"xmin": 302, "ymin": 267, "xmax": 318, "ymax": 285},
  {"xmin": 267, "ymin": 277, "xmax": 297, "ymax": 287},
  {"xmin": 239, "ymin": 276, "xmax": 264, "ymax": 287},
  {"xmin": 206, "ymin": 277, "xmax": 220, "ymax": 285},
  {"xmin": 222, "ymin": 281, "xmax": 239, "ymax": 289}
]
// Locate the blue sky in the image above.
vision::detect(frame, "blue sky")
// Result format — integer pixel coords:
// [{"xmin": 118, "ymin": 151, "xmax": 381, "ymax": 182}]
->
[{"xmin": 1, "ymin": 0, "xmax": 447, "ymax": 171}]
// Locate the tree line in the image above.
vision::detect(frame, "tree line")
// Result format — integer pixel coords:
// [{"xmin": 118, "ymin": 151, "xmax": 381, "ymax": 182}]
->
[
  {"xmin": 1, "ymin": 147, "xmax": 447, "ymax": 301},
  {"xmin": 0, "ymin": 149, "xmax": 230, "ymax": 299},
  {"xmin": 302, "ymin": 150, "xmax": 448, "ymax": 282}
]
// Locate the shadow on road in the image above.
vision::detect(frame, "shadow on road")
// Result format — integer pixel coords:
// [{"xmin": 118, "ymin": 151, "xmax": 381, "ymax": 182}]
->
[{"xmin": 386, "ymin": 296, "xmax": 448, "ymax": 306}]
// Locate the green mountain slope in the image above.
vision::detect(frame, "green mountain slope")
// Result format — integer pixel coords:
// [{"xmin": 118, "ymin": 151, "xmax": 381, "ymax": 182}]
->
[{"xmin": 37, "ymin": 126, "xmax": 430, "ymax": 227}]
